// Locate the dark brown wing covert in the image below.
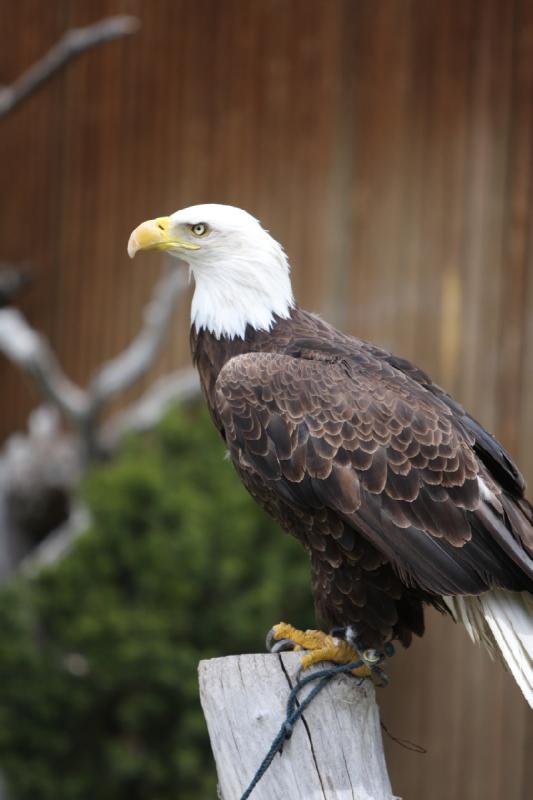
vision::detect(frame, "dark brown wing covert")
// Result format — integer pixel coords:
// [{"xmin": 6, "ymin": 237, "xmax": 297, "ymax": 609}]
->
[{"xmin": 215, "ymin": 350, "xmax": 533, "ymax": 598}]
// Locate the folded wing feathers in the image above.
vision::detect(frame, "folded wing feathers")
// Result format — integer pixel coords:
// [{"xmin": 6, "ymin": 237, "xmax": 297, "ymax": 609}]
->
[{"xmin": 215, "ymin": 345, "xmax": 533, "ymax": 705}]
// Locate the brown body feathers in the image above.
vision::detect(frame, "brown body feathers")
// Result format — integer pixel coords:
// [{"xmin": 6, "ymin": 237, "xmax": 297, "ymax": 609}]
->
[{"xmin": 191, "ymin": 307, "xmax": 533, "ymax": 649}]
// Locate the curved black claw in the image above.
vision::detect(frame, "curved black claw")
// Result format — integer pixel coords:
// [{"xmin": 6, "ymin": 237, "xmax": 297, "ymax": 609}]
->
[
  {"xmin": 266, "ymin": 628, "xmax": 297, "ymax": 653},
  {"xmin": 369, "ymin": 665, "xmax": 390, "ymax": 688}
]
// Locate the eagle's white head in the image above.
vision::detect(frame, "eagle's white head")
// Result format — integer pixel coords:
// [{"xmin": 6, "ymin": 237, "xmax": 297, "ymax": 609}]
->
[{"xmin": 128, "ymin": 203, "xmax": 294, "ymax": 339}]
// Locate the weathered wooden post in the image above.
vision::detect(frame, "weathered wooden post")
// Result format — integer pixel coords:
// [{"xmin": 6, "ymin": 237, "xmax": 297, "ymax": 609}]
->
[{"xmin": 199, "ymin": 652, "xmax": 395, "ymax": 800}]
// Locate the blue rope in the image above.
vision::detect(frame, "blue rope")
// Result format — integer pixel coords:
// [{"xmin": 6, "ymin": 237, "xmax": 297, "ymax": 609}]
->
[{"xmin": 239, "ymin": 659, "xmax": 368, "ymax": 800}]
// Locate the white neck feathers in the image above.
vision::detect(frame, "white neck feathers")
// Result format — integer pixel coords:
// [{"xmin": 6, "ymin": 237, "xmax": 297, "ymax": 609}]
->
[{"xmin": 190, "ymin": 235, "xmax": 294, "ymax": 339}]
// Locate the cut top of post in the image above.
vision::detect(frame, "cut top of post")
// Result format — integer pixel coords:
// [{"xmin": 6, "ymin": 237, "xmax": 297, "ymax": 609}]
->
[{"xmin": 199, "ymin": 652, "xmax": 396, "ymax": 800}]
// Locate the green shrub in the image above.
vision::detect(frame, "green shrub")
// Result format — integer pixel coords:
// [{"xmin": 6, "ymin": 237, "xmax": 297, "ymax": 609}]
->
[{"xmin": 0, "ymin": 403, "xmax": 314, "ymax": 800}]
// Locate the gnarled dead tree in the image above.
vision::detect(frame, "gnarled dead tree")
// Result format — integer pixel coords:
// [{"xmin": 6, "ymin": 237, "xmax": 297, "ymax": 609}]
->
[
  {"xmin": 0, "ymin": 13, "xmax": 200, "ymax": 579},
  {"xmin": 0, "ymin": 15, "xmax": 139, "ymax": 118},
  {"xmin": 0, "ymin": 263, "xmax": 199, "ymax": 576}
]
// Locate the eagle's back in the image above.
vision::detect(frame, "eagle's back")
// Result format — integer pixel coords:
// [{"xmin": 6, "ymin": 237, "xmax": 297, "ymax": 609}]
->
[{"xmin": 191, "ymin": 307, "xmax": 533, "ymax": 650}]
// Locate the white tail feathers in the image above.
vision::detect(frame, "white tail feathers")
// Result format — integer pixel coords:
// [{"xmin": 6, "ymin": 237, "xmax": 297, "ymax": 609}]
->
[{"xmin": 444, "ymin": 590, "xmax": 533, "ymax": 708}]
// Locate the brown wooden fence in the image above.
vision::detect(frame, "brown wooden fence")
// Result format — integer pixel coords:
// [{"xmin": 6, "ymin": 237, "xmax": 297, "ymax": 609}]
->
[{"xmin": 1, "ymin": 1, "xmax": 532, "ymax": 797}]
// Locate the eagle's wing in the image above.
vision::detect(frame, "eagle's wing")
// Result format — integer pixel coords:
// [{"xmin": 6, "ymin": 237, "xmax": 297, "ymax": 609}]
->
[
  {"xmin": 366, "ymin": 344, "xmax": 527, "ymax": 496},
  {"xmin": 215, "ymin": 350, "xmax": 533, "ymax": 597}
]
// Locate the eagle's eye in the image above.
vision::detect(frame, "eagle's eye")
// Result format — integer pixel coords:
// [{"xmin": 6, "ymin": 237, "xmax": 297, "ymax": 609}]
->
[{"xmin": 190, "ymin": 223, "xmax": 209, "ymax": 237}]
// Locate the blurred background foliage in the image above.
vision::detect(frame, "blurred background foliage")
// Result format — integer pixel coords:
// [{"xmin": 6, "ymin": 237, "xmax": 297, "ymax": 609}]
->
[{"xmin": 0, "ymin": 403, "xmax": 313, "ymax": 800}]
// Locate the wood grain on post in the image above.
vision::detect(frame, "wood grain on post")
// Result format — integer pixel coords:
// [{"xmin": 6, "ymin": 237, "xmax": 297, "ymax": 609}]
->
[{"xmin": 199, "ymin": 652, "xmax": 395, "ymax": 800}]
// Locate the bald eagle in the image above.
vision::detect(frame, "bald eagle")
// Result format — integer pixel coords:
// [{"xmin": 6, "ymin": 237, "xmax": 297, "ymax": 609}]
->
[{"xmin": 129, "ymin": 204, "xmax": 533, "ymax": 706}]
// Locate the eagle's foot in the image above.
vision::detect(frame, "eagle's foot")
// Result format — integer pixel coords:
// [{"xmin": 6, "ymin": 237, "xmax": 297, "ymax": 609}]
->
[{"xmin": 266, "ymin": 622, "xmax": 387, "ymax": 682}]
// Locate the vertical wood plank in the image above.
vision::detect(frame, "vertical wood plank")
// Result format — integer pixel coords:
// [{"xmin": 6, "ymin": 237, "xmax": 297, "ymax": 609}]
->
[{"xmin": 0, "ymin": 0, "xmax": 68, "ymax": 434}]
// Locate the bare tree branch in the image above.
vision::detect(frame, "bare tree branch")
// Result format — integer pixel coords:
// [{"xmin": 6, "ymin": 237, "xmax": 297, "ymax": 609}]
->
[
  {"xmin": 88, "ymin": 266, "xmax": 189, "ymax": 410},
  {"xmin": 0, "ymin": 265, "xmax": 189, "ymax": 459},
  {"xmin": 0, "ymin": 15, "xmax": 139, "ymax": 118},
  {"xmin": 19, "ymin": 505, "xmax": 90, "ymax": 577},
  {"xmin": 0, "ymin": 309, "xmax": 88, "ymax": 421},
  {"xmin": 102, "ymin": 368, "xmax": 200, "ymax": 448}
]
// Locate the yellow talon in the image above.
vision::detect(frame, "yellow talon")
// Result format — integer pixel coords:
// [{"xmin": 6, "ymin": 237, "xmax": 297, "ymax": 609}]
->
[{"xmin": 271, "ymin": 622, "xmax": 373, "ymax": 679}]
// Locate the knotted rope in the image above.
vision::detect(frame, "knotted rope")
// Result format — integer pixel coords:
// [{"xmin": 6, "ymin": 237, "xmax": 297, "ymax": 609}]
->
[{"xmin": 239, "ymin": 658, "xmax": 373, "ymax": 800}]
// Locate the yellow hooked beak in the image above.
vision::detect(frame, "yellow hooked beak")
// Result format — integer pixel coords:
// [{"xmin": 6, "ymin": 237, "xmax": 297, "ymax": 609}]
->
[{"xmin": 127, "ymin": 216, "xmax": 201, "ymax": 258}]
